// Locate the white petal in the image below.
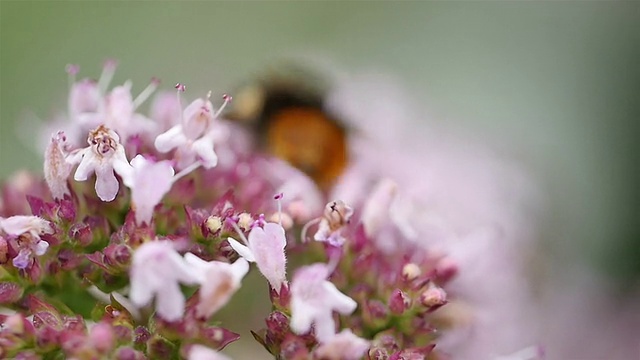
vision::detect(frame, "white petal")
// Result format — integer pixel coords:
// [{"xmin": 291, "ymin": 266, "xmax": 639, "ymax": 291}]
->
[
  {"xmin": 129, "ymin": 265, "xmax": 155, "ymax": 307},
  {"xmin": 313, "ymin": 314, "xmax": 336, "ymax": 343},
  {"xmin": 322, "ymin": 281, "xmax": 357, "ymax": 315},
  {"xmin": 154, "ymin": 281, "xmax": 185, "ymax": 321},
  {"xmin": 155, "ymin": 125, "xmax": 187, "ymax": 153},
  {"xmin": 192, "ymin": 135, "xmax": 218, "ymax": 169},
  {"xmin": 227, "ymin": 237, "xmax": 256, "ymax": 262},
  {"xmin": 229, "ymin": 258, "xmax": 250, "ymax": 283},
  {"xmin": 33, "ymin": 240, "xmax": 49, "ymax": 256},
  {"xmin": 74, "ymin": 151, "xmax": 98, "ymax": 181},
  {"xmin": 290, "ymin": 297, "xmax": 317, "ymax": 335},
  {"xmin": 183, "ymin": 252, "xmax": 210, "ymax": 274},
  {"xmin": 189, "ymin": 344, "xmax": 232, "ymax": 360},
  {"xmin": 111, "ymin": 146, "xmax": 134, "ymax": 187},
  {"xmin": 0, "ymin": 216, "xmax": 49, "ymax": 237},
  {"xmin": 129, "ymin": 154, "xmax": 147, "ymax": 169},
  {"xmin": 94, "ymin": 164, "xmax": 119, "ymax": 202},
  {"xmin": 131, "ymin": 160, "xmax": 174, "ymax": 225}
]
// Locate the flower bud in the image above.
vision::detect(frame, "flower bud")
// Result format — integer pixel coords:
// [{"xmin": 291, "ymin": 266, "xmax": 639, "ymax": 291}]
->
[
  {"xmin": 388, "ymin": 289, "xmax": 411, "ymax": 315},
  {"xmin": 133, "ymin": 326, "xmax": 151, "ymax": 350},
  {"xmin": 266, "ymin": 311, "xmax": 290, "ymax": 342},
  {"xmin": 237, "ymin": 212, "xmax": 253, "ymax": 231},
  {"xmin": 268, "ymin": 212, "xmax": 293, "ymax": 230},
  {"xmin": 402, "ymin": 263, "xmax": 421, "ymax": 281},
  {"xmin": 68, "ymin": 223, "xmax": 92, "ymax": 246},
  {"xmin": 206, "ymin": 215, "xmax": 223, "ymax": 234},
  {"xmin": 420, "ymin": 284, "xmax": 447, "ymax": 308},
  {"xmin": 279, "ymin": 334, "xmax": 310, "ymax": 360},
  {"xmin": 116, "ymin": 347, "xmax": 146, "ymax": 360},
  {"xmin": 0, "ymin": 282, "xmax": 23, "ymax": 305},
  {"xmin": 90, "ymin": 322, "xmax": 115, "ymax": 353}
]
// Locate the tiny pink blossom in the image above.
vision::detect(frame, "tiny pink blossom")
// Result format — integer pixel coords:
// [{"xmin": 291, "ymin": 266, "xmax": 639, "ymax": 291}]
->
[
  {"xmin": 0, "ymin": 215, "xmax": 53, "ymax": 269},
  {"xmin": 290, "ymin": 263, "xmax": 357, "ymax": 342},
  {"xmin": 155, "ymin": 94, "xmax": 229, "ymax": 170},
  {"xmin": 129, "ymin": 241, "xmax": 202, "ymax": 321},
  {"xmin": 360, "ymin": 178, "xmax": 397, "ymax": 237},
  {"xmin": 69, "ymin": 79, "xmax": 101, "ymax": 122},
  {"xmin": 126, "ymin": 155, "xmax": 175, "ymax": 225},
  {"xmin": 314, "ymin": 200, "xmax": 354, "ymax": 246},
  {"xmin": 313, "ymin": 329, "xmax": 370, "ymax": 360},
  {"xmin": 184, "ymin": 253, "xmax": 249, "ymax": 319},
  {"xmin": 79, "ymin": 82, "xmax": 157, "ymax": 140},
  {"xmin": 66, "ymin": 125, "xmax": 133, "ymax": 202},
  {"xmin": 44, "ymin": 131, "xmax": 72, "ymax": 199},
  {"xmin": 227, "ymin": 222, "xmax": 287, "ymax": 293},
  {"xmin": 188, "ymin": 344, "xmax": 232, "ymax": 360}
]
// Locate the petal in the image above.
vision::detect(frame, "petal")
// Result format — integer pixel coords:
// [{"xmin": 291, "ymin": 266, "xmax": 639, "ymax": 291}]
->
[
  {"xmin": 12, "ymin": 249, "xmax": 32, "ymax": 269},
  {"xmin": 313, "ymin": 314, "xmax": 336, "ymax": 343},
  {"xmin": 33, "ymin": 240, "xmax": 49, "ymax": 256},
  {"xmin": 183, "ymin": 252, "xmax": 210, "ymax": 274},
  {"xmin": 111, "ymin": 146, "xmax": 134, "ymax": 187},
  {"xmin": 165, "ymin": 249, "xmax": 203, "ymax": 285},
  {"xmin": 155, "ymin": 125, "xmax": 187, "ymax": 153},
  {"xmin": 361, "ymin": 178, "xmax": 397, "ymax": 236},
  {"xmin": 229, "ymin": 258, "xmax": 249, "ymax": 283},
  {"xmin": 0, "ymin": 216, "xmax": 48, "ymax": 237},
  {"xmin": 182, "ymin": 98, "xmax": 212, "ymax": 139},
  {"xmin": 249, "ymin": 224, "xmax": 287, "ymax": 291},
  {"xmin": 94, "ymin": 164, "xmax": 119, "ymax": 202},
  {"xmin": 74, "ymin": 151, "xmax": 98, "ymax": 181},
  {"xmin": 322, "ymin": 281, "xmax": 357, "ymax": 315},
  {"xmin": 192, "ymin": 135, "xmax": 218, "ymax": 169},
  {"xmin": 131, "ymin": 160, "xmax": 175, "ymax": 225},
  {"xmin": 314, "ymin": 329, "xmax": 370, "ymax": 360},
  {"xmin": 227, "ymin": 237, "xmax": 256, "ymax": 262},
  {"xmin": 197, "ymin": 265, "xmax": 237, "ymax": 318},
  {"xmin": 154, "ymin": 281, "xmax": 185, "ymax": 322},
  {"xmin": 189, "ymin": 344, "xmax": 231, "ymax": 360},
  {"xmin": 290, "ymin": 297, "xmax": 317, "ymax": 335},
  {"xmin": 129, "ymin": 264, "xmax": 155, "ymax": 307}
]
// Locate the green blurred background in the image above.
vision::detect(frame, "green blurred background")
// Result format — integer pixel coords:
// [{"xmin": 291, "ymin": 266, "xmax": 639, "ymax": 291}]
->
[{"xmin": 1, "ymin": 1, "xmax": 639, "ymax": 354}]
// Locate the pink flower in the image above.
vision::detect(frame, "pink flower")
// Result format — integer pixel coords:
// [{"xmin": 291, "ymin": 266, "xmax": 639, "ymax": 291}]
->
[
  {"xmin": 0, "ymin": 215, "xmax": 53, "ymax": 269},
  {"xmin": 290, "ymin": 263, "xmax": 357, "ymax": 342},
  {"xmin": 126, "ymin": 155, "xmax": 175, "ymax": 225},
  {"xmin": 184, "ymin": 253, "xmax": 249, "ymax": 319},
  {"xmin": 155, "ymin": 93, "xmax": 230, "ymax": 170},
  {"xmin": 129, "ymin": 241, "xmax": 202, "ymax": 321},
  {"xmin": 79, "ymin": 81, "xmax": 158, "ymax": 141},
  {"xmin": 227, "ymin": 222, "xmax": 287, "ymax": 293},
  {"xmin": 313, "ymin": 329, "xmax": 370, "ymax": 360},
  {"xmin": 66, "ymin": 125, "xmax": 133, "ymax": 202},
  {"xmin": 44, "ymin": 131, "xmax": 73, "ymax": 200},
  {"xmin": 188, "ymin": 344, "xmax": 231, "ymax": 360},
  {"xmin": 314, "ymin": 200, "xmax": 354, "ymax": 246}
]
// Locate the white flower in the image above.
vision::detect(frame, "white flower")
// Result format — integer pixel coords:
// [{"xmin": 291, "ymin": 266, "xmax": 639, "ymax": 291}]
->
[
  {"xmin": 155, "ymin": 93, "xmax": 230, "ymax": 170},
  {"xmin": 189, "ymin": 344, "xmax": 232, "ymax": 360},
  {"xmin": 129, "ymin": 241, "xmax": 202, "ymax": 321},
  {"xmin": 227, "ymin": 222, "xmax": 287, "ymax": 293},
  {"xmin": 127, "ymin": 155, "xmax": 175, "ymax": 225},
  {"xmin": 313, "ymin": 329, "xmax": 370, "ymax": 360},
  {"xmin": 290, "ymin": 263, "xmax": 357, "ymax": 342},
  {"xmin": 66, "ymin": 125, "xmax": 133, "ymax": 202},
  {"xmin": 184, "ymin": 253, "xmax": 249, "ymax": 319}
]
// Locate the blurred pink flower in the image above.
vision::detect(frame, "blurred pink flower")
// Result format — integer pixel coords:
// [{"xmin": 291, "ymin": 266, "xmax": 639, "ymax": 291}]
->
[
  {"xmin": 313, "ymin": 329, "xmax": 370, "ymax": 360},
  {"xmin": 184, "ymin": 253, "xmax": 249, "ymax": 319},
  {"xmin": 290, "ymin": 263, "xmax": 357, "ymax": 342},
  {"xmin": 188, "ymin": 344, "xmax": 231, "ymax": 360},
  {"xmin": 129, "ymin": 241, "xmax": 202, "ymax": 321}
]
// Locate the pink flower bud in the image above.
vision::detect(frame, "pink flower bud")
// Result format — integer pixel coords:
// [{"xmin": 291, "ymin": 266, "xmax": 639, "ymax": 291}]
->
[
  {"xmin": 388, "ymin": 289, "xmax": 411, "ymax": 315},
  {"xmin": 420, "ymin": 284, "xmax": 447, "ymax": 308},
  {"xmin": 402, "ymin": 263, "xmax": 422, "ymax": 281},
  {"xmin": 89, "ymin": 322, "xmax": 115, "ymax": 353}
]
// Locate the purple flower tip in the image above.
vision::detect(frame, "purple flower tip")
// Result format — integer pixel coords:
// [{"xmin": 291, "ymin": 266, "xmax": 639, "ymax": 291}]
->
[{"xmin": 65, "ymin": 64, "xmax": 79, "ymax": 75}]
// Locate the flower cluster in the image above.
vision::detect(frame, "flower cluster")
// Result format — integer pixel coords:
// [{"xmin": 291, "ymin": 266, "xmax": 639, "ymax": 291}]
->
[{"xmin": 0, "ymin": 62, "xmax": 543, "ymax": 360}]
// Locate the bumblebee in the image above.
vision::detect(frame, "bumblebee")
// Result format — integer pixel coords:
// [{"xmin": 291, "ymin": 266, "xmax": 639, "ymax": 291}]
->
[{"xmin": 228, "ymin": 63, "xmax": 349, "ymax": 189}]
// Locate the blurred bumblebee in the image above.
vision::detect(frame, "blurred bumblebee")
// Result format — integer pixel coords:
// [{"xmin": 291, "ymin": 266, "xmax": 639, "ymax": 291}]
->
[{"xmin": 227, "ymin": 63, "xmax": 349, "ymax": 189}]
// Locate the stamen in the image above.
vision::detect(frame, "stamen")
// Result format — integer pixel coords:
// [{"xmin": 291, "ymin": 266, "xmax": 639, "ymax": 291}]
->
[
  {"xmin": 212, "ymin": 93, "xmax": 232, "ymax": 118},
  {"xmin": 172, "ymin": 160, "xmax": 202, "ymax": 183},
  {"xmin": 274, "ymin": 193, "xmax": 283, "ymax": 227},
  {"xmin": 98, "ymin": 59, "xmax": 118, "ymax": 94},
  {"xmin": 133, "ymin": 77, "xmax": 160, "ymax": 109},
  {"xmin": 175, "ymin": 83, "xmax": 186, "ymax": 125},
  {"xmin": 300, "ymin": 217, "xmax": 321, "ymax": 243},
  {"xmin": 226, "ymin": 217, "xmax": 250, "ymax": 245}
]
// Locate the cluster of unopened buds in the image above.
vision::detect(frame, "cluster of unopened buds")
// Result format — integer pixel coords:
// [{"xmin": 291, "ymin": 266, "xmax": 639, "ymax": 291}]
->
[{"xmin": 0, "ymin": 61, "xmax": 490, "ymax": 360}]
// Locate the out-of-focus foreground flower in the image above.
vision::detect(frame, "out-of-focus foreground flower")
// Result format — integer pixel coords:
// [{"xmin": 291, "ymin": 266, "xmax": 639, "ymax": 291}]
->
[{"xmin": 0, "ymin": 60, "xmax": 572, "ymax": 360}]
